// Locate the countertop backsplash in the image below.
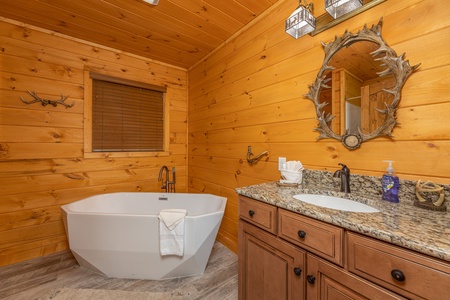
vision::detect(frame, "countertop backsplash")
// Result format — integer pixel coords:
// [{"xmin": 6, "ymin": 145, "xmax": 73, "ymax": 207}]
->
[{"xmin": 302, "ymin": 169, "xmax": 450, "ymax": 209}]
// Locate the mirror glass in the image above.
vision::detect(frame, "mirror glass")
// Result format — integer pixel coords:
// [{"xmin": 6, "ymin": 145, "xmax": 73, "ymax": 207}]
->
[{"xmin": 306, "ymin": 20, "xmax": 419, "ymax": 149}]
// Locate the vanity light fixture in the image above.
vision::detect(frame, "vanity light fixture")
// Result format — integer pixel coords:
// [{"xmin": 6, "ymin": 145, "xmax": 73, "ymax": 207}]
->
[
  {"xmin": 285, "ymin": 0, "xmax": 316, "ymax": 39},
  {"xmin": 143, "ymin": 0, "xmax": 159, "ymax": 5},
  {"xmin": 325, "ymin": 0, "xmax": 362, "ymax": 19}
]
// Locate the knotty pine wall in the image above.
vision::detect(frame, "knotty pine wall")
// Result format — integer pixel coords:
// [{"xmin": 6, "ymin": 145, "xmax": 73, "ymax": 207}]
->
[
  {"xmin": 0, "ymin": 20, "xmax": 187, "ymax": 266},
  {"xmin": 188, "ymin": 0, "xmax": 450, "ymax": 253}
]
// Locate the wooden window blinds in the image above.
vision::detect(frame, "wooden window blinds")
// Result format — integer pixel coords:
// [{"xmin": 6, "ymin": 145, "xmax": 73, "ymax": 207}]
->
[{"xmin": 91, "ymin": 74, "xmax": 166, "ymax": 152}]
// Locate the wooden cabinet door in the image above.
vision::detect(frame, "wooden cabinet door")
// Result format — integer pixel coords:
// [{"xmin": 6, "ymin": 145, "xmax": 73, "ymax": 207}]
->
[
  {"xmin": 239, "ymin": 220, "xmax": 306, "ymax": 300},
  {"xmin": 306, "ymin": 254, "xmax": 406, "ymax": 300}
]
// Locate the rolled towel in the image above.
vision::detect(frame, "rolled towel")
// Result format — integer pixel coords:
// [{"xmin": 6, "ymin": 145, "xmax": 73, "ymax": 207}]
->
[{"xmin": 158, "ymin": 209, "xmax": 187, "ymax": 256}]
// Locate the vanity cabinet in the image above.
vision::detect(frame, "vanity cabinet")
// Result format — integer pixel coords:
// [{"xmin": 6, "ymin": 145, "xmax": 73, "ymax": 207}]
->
[{"xmin": 238, "ymin": 195, "xmax": 450, "ymax": 300}]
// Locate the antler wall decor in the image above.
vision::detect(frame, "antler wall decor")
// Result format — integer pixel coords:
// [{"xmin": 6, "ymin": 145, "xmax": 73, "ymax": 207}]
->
[
  {"xmin": 304, "ymin": 19, "xmax": 420, "ymax": 150},
  {"xmin": 20, "ymin": 90, "xmax": 75, "ymax": 108},
  {"xmin": 246, "ymin": 145, "xmax": 269, "ymax": 165}
]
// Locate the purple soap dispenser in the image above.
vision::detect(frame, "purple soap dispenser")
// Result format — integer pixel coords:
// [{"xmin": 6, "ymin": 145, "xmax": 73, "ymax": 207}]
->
[{"xmin": 381, "ymin": 160, "xmax": 399, "ymax": 203}]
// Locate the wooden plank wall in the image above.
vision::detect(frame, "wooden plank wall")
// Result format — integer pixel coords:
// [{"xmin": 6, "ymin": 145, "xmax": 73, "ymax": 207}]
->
[
  {"xmin": 188, "ymin": 0, "xmax": 450, "ymax": 253},
  {"xmin": 0, "ymin": 19, "xmax": 187, "ymax": 266}
]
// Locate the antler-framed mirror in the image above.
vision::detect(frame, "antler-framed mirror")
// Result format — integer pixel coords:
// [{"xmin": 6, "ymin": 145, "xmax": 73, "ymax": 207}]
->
[{"xmin": 305, "ymin": 19, "xmax": 420, "ymax": 150}]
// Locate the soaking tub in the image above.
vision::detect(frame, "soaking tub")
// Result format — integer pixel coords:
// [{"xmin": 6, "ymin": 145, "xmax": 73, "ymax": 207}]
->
[{"xmin": 61, "ymin": 192, "xmax": 227, "ymax": 280}]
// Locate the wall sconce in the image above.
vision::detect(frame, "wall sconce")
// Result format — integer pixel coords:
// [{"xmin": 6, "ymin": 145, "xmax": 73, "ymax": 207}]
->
[
  {"xmin": 285, "ymin": 0, "xmax": 316, "ymax": 39},
  {"xmin": 285, "ymin": 0, "xmax": 383, "ymax": 39},
  {"xmin": 143, "ymin": 0, "xmax": 159, "ymax": 5},
  {"xmin": 311, "ymin": 0, "xmax": 386, "ymax": 36},
  {"xmin": 325, "ymin": 0, "xmax": 362, "ymax": 19}
]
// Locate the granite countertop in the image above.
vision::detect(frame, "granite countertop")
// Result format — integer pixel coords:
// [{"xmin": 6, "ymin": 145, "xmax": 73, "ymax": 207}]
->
[{"xmin": 236, "ymin": 181, "xmax": 450, "ymax": 263}]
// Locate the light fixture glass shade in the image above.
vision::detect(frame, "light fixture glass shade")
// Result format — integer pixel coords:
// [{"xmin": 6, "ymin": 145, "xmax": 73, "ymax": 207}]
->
[
  {"xmin": 285, "ymin": 5, "xmax": 316, "ymax": 39},
  {"xmin": 325, "ymin": 0, "xmax": 362, "ymax": 19},
  {"xmin": 143, "ymin": 0, "xmax": 159, "ymax": 5}
]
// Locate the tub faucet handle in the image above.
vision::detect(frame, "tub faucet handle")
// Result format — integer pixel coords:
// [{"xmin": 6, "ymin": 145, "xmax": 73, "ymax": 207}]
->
[{"xmin": 158, "ymin": 165, "xmax": 176, "ymax": 193}]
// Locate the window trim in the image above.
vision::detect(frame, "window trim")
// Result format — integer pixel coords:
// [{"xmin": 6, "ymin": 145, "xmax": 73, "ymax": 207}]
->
[{"xmin": 83, "ymin": 71, "xmax": 170, "ymax": 158}]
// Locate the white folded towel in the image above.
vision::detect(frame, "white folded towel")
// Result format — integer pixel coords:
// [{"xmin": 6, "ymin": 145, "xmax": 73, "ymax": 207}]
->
[{"xmin": 158, "ymin": 209, "xmax": 187, "ymax": 256}]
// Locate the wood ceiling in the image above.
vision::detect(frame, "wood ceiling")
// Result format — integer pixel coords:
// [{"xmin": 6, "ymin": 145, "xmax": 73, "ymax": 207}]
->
[{"xmin": 0, "ymin": 0, "xmax": 280, "ymax": 69}]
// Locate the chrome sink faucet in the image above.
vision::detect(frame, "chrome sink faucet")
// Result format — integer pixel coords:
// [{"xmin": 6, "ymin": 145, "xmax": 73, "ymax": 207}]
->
[
  {"xmin": 333, "ymin": 163, "xmax": 350, "ymax": 193},
  {"xmin": 158, "ymin": 166, "xmax": 176, "ymax": 193}
]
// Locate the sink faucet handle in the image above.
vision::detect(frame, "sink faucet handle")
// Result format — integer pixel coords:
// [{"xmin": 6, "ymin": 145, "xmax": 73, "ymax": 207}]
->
[
  {"xmin": 335, "ymin": 163, "xmax": 351, "ymax": 193},
  {"xmin": 338, "ymin": 163, "xmax": 350, "ymax": 173}
]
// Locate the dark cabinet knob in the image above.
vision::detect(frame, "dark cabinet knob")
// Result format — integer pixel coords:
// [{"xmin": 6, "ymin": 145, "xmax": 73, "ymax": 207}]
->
[
  {"xmin": 293, "ymin": 267, "xmax": 302, "ymax": 276},
  {"xmin": 248, "ymin": 210, "xmax": 255, "ymax": 217},
  {"xmin": 306, "ymin": 275, "xmax": 316, "ymax": 284},
  {"xmin": 391, "ymin": 269, "xmax": 406, "ymax": 282},
  {"xmin": 298, "ymin": 230, "xmax": 307, "ymax": 238}
]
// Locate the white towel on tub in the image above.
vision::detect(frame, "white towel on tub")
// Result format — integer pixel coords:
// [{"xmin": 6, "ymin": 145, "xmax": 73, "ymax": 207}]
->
[{"xmin": 158, "ymin": 209, "xmax": 187, "ymax": 256}]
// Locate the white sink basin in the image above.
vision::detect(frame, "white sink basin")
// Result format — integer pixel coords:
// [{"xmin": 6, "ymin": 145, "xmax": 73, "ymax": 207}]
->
[{"xmin": 293, "ymin": 194, "xmax": 379, "ymax": 213}]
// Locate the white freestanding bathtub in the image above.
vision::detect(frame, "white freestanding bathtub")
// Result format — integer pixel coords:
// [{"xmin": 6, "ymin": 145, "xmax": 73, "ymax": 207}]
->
[{"xmin": 61, "ymin": 192, "xmax": 226, "ymax": 280}]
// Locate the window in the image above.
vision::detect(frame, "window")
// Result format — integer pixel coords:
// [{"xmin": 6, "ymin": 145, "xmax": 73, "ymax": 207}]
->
[{"xmin": 84, "ymin": 72, "xmax": 169, "ymax": 157}]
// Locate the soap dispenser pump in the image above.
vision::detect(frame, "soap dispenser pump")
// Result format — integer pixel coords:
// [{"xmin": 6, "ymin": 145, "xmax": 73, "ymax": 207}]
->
[{"xmin": 381, "ymin": 160, "xmax": 399, "ymax": 203}]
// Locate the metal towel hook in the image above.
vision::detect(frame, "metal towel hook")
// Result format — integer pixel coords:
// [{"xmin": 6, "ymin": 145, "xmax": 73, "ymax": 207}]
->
[{"xmin": 246, "ymin": 146, "xmax": 269, "ymax": 165}]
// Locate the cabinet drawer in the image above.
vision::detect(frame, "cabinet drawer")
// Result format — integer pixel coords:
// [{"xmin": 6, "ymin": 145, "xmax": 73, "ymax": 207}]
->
[
  {"xmin": 278, "ymin": 209, "xmax": 343, "ymax": 266},
  {"xmin": 239, "ymin": 196, "xmax": 277, "ymax": 234},
  {"xmin": 347, "ymin": 232, "xmax": 450, "ymax": 299}
]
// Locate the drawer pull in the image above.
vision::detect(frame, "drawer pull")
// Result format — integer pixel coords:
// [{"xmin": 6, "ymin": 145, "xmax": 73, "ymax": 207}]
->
[
  {"xmin": 391, "ymin": 269, "xmax": 406, "ymax": 282},
  {"xmin": 297, "ymin": 230, "xmax": 307, "ymax": 238},
  {"xmin": 248, "ymin": 210, "xmax": 255, "ymax": 217},
  {"xmin": 306, "ymin": 275, "xmax": 316, "ymax": 284},
  {"xmin": 293, "ymin": 267, "xmax": 302, "ymax": 276}
]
